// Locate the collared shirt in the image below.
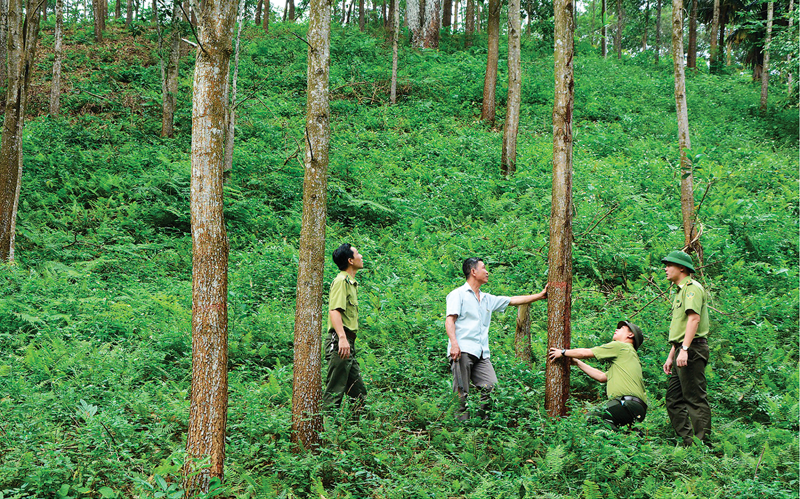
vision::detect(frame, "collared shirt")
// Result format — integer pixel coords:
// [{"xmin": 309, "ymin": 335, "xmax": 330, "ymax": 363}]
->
[
  {"xmin": 445, "ymin": 282, "xmax": 510, "ymax": 359},
  {"xmin": 668, "ymin": 276, "xmax": 710, "ymax": 343},
  {"xmin": 327, "ymin": 271, "xmax": 359, "ymax": 332},
  {"xmin": 591, "ymin": 340, "xmax": 648, "ymax": 404}
]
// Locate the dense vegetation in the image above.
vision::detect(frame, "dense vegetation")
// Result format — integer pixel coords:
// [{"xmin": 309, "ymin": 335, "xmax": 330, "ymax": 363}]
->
[{"xmin": 1, "ymin": 16, "xmax": 798, "ymax": 499}]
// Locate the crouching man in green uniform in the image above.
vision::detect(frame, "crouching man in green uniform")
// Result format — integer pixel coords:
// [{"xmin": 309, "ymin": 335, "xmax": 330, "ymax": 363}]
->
[
  {"xmin": 321, "ymin": 244, "xmax": 367, "ymax": 411},
  {"xmin": 548, "ymin": 320, "xmax": 648, "ymax": 430},
  {"xmin": 662, "ymin": 250, "xmax": 711, "ymax": 445}
]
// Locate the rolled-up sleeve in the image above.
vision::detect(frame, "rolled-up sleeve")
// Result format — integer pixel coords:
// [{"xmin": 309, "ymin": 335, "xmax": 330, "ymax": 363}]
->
[{"xmin": 446, "ymin": 289, "xmax": 462, "ymax": 317}]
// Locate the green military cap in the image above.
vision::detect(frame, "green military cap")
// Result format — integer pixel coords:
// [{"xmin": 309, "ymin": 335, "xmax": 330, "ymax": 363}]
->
[
  {"xmin": 618, "ymin": 320, "xmax": 644, "ymax": 350},
  {"xmin": 661, "ymin": 250, "xmax": 696, "ymax": 273}
]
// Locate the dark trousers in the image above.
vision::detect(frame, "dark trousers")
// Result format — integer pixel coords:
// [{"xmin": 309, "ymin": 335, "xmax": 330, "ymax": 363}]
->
[
  {"xmin": 321, "ymin": 328, "xmax": 367, "ymax": 410},
  {"xmin": 451, "ymin": 353, "xmax": 498, "ymax": 420},
  {"xmin": 591, "ymin": 397, "xmax": 647, "ymax": 430},
  {"xmin": 666, "ymin": 341, "xmax": 711, "ymax": 445}
]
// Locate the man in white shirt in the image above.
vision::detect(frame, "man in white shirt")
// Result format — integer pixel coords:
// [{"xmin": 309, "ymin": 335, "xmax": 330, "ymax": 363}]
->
[{"xmin": 446, "ymin": 257, "xmax": 548, "ymax": 420}]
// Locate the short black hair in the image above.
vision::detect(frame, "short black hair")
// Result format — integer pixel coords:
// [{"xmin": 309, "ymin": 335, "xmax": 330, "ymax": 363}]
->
[
  {"xmin": 332, "ymin": 244, "xmax": 355, "ymax": 271},
  {"xmin": 462, "ymin": 257, "xmax": 483, "ymax": 279}
]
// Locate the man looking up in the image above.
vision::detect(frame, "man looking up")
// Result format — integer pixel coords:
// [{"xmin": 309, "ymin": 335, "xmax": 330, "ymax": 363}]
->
[
  {"xmin": 662, "ymin": 250, "xmax": 711, "ymax": 445},
  {"xmin": 548, "ymin": 320, "xmax": 647, "ymax": 430},
  {"xmin": 321, "ymin": 244, "xmax": 367, "ymax": 411},
  {"xmin": 445, "ymin": 257, "xmax": 547, "ymax": 420}
]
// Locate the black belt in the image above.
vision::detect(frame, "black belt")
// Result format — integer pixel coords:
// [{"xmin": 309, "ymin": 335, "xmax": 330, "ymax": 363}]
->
[
  {"xmin": 620, "ymin": 395, "xmax": 647, "ymax": 408},
  {"xmin": 672, "ymin": 337, "xmax": 707, "ymax": 347}
]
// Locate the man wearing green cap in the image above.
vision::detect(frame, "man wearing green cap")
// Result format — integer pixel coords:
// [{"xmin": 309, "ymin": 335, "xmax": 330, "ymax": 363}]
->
[
  {"xmin": 548, "ymin": 320, "xmax": 648, "ymax": 430},
  {"xmin": 661, "ymin": 250, "xmax": 711, "ymax": 445}
]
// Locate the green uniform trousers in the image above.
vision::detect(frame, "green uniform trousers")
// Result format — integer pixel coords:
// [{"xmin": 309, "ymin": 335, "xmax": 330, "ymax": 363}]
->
[
  {"xmin": 590, "ymin": 396, "xmax": 647, "ymax": 430},
  {"xmin": 666, "ymin": 341, "xmax": 711, "ymax": 445},
  {"xmin": 321, "ymin": 327, "xmax": 367, "ymax": 410}
]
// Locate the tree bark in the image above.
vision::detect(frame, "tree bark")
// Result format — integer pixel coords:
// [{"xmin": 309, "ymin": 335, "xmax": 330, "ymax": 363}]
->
[
  {"xmin": 600, "ymin": 0, "xmax": 606, "ymax": 57},
  {"xmin": 289, "ymin": 0, "xmax": 296, "ymax": 20},
  {"xmin": 422, "ymin": 0, "xmax": 439, "ymax": 47},
  {"xmin": 50, "ymin": 0, "xmax": 64, "ymax": 116},
  {"xmin": 223, "ymin": 0, "xmax": 245, "ymax": 175},
  {"xmin": 480, "ymin": 0, "xmax": 500, "ymax": 122},
  {"xmin": 760, "ymin": 1, "xmax": 773, "ymax": 111},
  {"xmin": 291, "ymin": 0, "xmax": 330, "ymax": 453},
  {"xmin": 255, "ymin": 0, "xmax": 262, "ymax": 24},
  {"xmin": 655, "ymin": 0, "xmax": 661, "ymax": 63},
  {"xmin": 642, "ymin": 0, "xmax": 649, "ymax": 51},
  {"xmin": 672, "ymin": 0, "xmax": 700, "ymax": 256},
  {"xmin": 443, "ymin": 0, "xmax": 451, "ymax": 28},
  {"xmin": 93, "ymin": 0, "xmax": 103, "ymax": 42},
  {"xmin": 788, "ymin": 0, "xmax": 794, "ymax": 94},
  {"xmin": 358, "ymin": 0, "xmax": 364, "ymax": 30},
  {"xmin": 0, "ymin": 0, "xmax": 8, "ymax": 88},
  {"xmin": 183, "ymin": 0, "xmax": 237, "ymax": 493},
  {"xmin": 390, "ymin": 0, "xmax": 399, "ymax": 103},
  {"xmin": 116, "ymin": 0, "xmax": 121, "ymax": 18},
  {"xmin": 406, "ymin": 0, "xmax": 421, "ymax": 46},
  {"xmin": 514, "ymin": 304, "xmax": 533, "ymax": 364},
  {"xmin": 0, "ymin": 0, "xmax": 41, "ymax": 262},
  {"xmin": 708, "ymin": 0, "xmax": 719, "ymax": 71},
  {"xmin": 465, "ymin": 0, "xmax": 474, "ymax": 45},
  {"xmin": 687, "ymin": 0, "xmax": 697, "ymax": 69},
  {"xmin": 546, "ymin": 0, "xmax": 574, "ymax": 419},
  {"xmin": 263, "ymin": 0, "xmax": 270, "ymax": 32},
  {"xmin": 161, "ymin": 0, "xmax": 183, "ymax": 137},
  {"xmin": 126, "ymin": 0, "xmax": 133, "ymax": 26},
  {"xmin": 615, "ymin": 0, "xmax": 622, "ymax": 59},
  {"xmin": 501, "ymin": 0, "xmax": 521, "ymax": 175}
]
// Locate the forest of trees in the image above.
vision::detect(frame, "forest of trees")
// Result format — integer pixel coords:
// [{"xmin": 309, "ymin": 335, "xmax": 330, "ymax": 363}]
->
[{"xmin": 0, "ymin": 0, "xmax": 797, "ymax": 496}]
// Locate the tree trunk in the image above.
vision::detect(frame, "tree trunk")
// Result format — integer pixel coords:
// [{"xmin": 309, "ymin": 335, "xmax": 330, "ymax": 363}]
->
[
  {"xmin": 422, "ymin": 0, "xmax": 439, "ymax": 47},
  {"xmin": 642, "ymin": 0, "xmax": 649, "ymax": 51},
  {"xmin": 453, "ymin": 0, "xmax": 458, "ymax": 30},
  {"xmin": 390, "ymin": 0, "xmax": 398, "ymax": 103},
  {"xmin": 283, "ymin": 0, "xmax": 289, "ymax": 20},
  {"xmin": 465, "ymin": 0, "xmax": 474, "ymax": 45},
  {"xmin": 615, "ymin": 0, "xmax": 622, "ymax": 59},
  {"xmin": 183, "ymin": 0, "xmax": 237, "ymax": 493},
  {"xmin": 382, "ymin": 0, "xmax": 387, "ymax": 28},
  {"xmin": 514, "ymin": 304, "xmax": 533, "ymax": 364},
  {"xmin": 655, "ymin": 0, "xmax": 661, "ymax": 63},
  {"xmin": 93, "ymin": 0, "xmax": 103, "ymax": 42},
  {"xmin": 600, "ymin": 0, "xmax": 606, "ymax": 57},
  {"xmin": 223, "ymin": 0, "xmax": 245, "ymax": 175},
  {"xmin": 161, "ymin": 1, "xmax": 183, "ymax": 137},
  {"xmin": 358, "ymin": 0, "xmax": 364, "ymax": 30},
  {"xmin": 443, "ymin": 0, "xmax": 451, "ymax": 28},
  {"xmin": 0, "ymin": 0, "xmax": 8, "ymax": 88},
  {"xmin": 476, "ymin": 0, "xmax": 481, "ymax": 32},
  {"xmin": 116, "ymin": 0, "xmax": 121, "ymax": 18},
  {"xmin": 671, "ymin": 0, "xmax": 700, "ymax": 256},
  {"xmin": 708, "ymin": 0, "xmax": 719, "ymax": 71},
  {"xmin": 0, "ymin": 0, "xmax": 41, "ymax": 262},
  {"xmin": 687, "ymin": 0, "xmax": 697, "ymax": 69},
  {"xmin": 263, "ymin": 0, "xmax": 269, "ymax": 32},
  {"xmin": 126, "ymin": 0, "xmax": 132, "ymax": 26},
  {"xmin": 760, "ymin": 1, "xmax": 773, "ymax": 111},
  {"xmin": 42, "ymin": 0, "xmax": 47, "ymax": 21},
  {"xmin": 788, "ymin": 0, "xmax": 794, "ymax": 94},
  {"xmin": 255, "ymin": 0, "xmax": 262, "ymax": 24},
  {"xmin": 406, "ymin": 0, "xmax": 421, "ymax": 46},
  {"xmin": 289, "ymin": 0, "xmax": 295, "ymax": 20},
  {"xmin": 501, "ymin": 0, "xmax": 521, "ymax": 175},
  {"xmin": 291, "ymin": 0, "xmax": 331, "ymax": 452},
  {"xmin": 152, "ymin": 0, "xmax": 156, "ymax": 22},
  {"xmin": 480, "ymin": 0, "xmax": 499, "ymax": 122},
  {"xmin": 50, "ymin": 0, "xmax": 64, "ymax": 116},
  {"xmin": 546, "ymin": 0, "xmax": 574, "ymax": 419}
]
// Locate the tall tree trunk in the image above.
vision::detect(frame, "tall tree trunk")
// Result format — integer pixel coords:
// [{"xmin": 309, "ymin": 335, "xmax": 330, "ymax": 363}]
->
[
  {"xmin": 547, "ymin": 0, "xmax": 574, "ymax": 419},
  {"xmin": 687, "ymin": 0, "xmax": 697, "ymax": 69},
  {"xmin": 514, "ymin": 304, "xmax": 533, "ymax": 364},
  {"xmin": 93, "ymin": 0, "xmax": 103, "ymax": 42},
  {"xmin": 591, "ymin": 0, "xmax": 595, "ymax": 45},
  {"xmin": 642, "ymin": 0, "xmax": 649, "ymax": 51},
  {"xmin": 382, "ymin": 0, "xmax": 387, "ymax": 28},
  {"xmin": 50, "ymin": 0, "xmax": 64, "ymax": 116},
  {"xmin": 760, "ymin": 1, "xmax": 773, "ymax": 111},
  {"xmin": 708, "ymin": 0, "xmax": 719, "ymax": 71},
  {"xmin": 390, "ymin": 0, "xmax": 398, "ymax": 103},
  {"xmin": 283, "ymin": 0, "xmax": 289, "ymax": 20},
  {"xmin": 476, "ymin": 0, "xmax": 481, "ymax": 32},
  {"xmin": 289, "ymin": 0, "xmax": 295, "ymax": 20},
  {"xmin": 672, "ymin": 0, "xmax": 699, "ymax": 256},
  {"xmin": 152, "ymin": 0, "xmax": 156, "ymax": 22},
  {"xmin": 223, "ymin": 0, "xmax": 245, "ymax": 174},
  {"xmin": 255, "ymin": 0, "xmax": 262, "ymax": 24},
  {"xmin": 291, "ymin": 0, "xmax": 331, "ymax": 452},
  {"xmin": 422, "ymin": 0, "xmax": 439, "ymax": 47},
  {"xmin": 480, "ymin": 0, "xmax": 499, "ymax": 122},
  {"xmin": 501, "ymin": 0, "xmax": 521, "ymax": 175},
  {"xmin": 406, "ymin": 0, "xmax": 421, "ymax": 46},
  {"xmin": 263, "ymin": 0, "xmax": 269, "ymax": 31},
  {"xmin": 358, "ymin": 0, "xmax": 364, "ymax": 30},
  {"xmin": 126, "ymin": 0, "xmax": 132, "ymax": 26},
  {"xmin": 615, "ymin": 0, "xmax": 622, "ymax": 59},
  {"xmin": 116, "ymin": 0, "xmax": 121, "ymax": 18},
  {"xmin": 0, "ymin": 0, "xmax": 41, "ymax": 262},
  {"xmin": 161, "ymin": 0, "xmax": 183, "ymax": 137},
  {"xmin": 788, "ymin": 0, "xmax": 794, "ymax": 94},
  {"xmin": 183, "ymin": 0, "xmax": 237, "ymax": 493},
  {"xmin": 0, "ymin": 0, "xmax": 8, "ymax": 88},
  {"xmin": 443, "ymin": 0, "xmax": 451, "ymax": 28},
  {"xmin": 465, "ymin": 0, "xmax": 474, "ymax": 45},
  {"xmin": 655, "ymin": 0, "xmax": 661, "ymax": 63},
  {"xmin": 601, "ymin": 0, "xmax": 606, "ymax": 57},
  {"xmin": 42, "ymin": 0, "xmax": 47, "ymax": 21}
]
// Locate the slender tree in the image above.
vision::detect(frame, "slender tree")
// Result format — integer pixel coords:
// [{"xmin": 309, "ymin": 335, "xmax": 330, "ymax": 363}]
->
[
  {"xmin": 443, "ymin": 0, "xmax": 452, "ymax": 28},
  {"xmin": 687, "ymin": 0, "xmax": 697, "ymax": 68},
  {"xmin": 655, "ymin": 0, "xmax": 661, "ymax": 62},
  {"xmin": 672, "ymin": 0, "xmax": 700, "ymax": 257},
  {"xmin": 760, "ymin": 1, "xmax": 773, "ymax": 111},
  {"xmin": 126, "ymin": 0, "xmax": 133, "ymax": 26},
  {"xmin": 255, "ymin": 0, "xmax": 262, "ymax": 24},
  {"xmin": 514, "ymin": 304, "xmax": 533, "ymax": 364},
  {"xmin": 390, "ymin": 0, "xmax": 399, "ymax": 104},
  {"xmin": 501, "ymin": 0, "xmax": 521, "ymax": 175},
  {"xmin": 546, "ymin": 0, "xmax": 574, "ymax": 419},
  {"xmin": 0, "ymin": 0, "xmax": 8, "ymax": 87},
  {"xmin": 93, "ymin": 0, "xmax": 104, "ymax": 42},
  {"xmin": 263, "ymin": 0, "xmax": 270, "ymax": 32},
  {"xmin": 50, "ymin": 0, "xmax": 64, "ymax": 116},
  {"xmin": 465, "ymin": 0, "xmax": 475, "ymax": 45},
  {"xmin": 115, "ymin": 0, "xmax": 121, "ymax": 17},
  {"xmin": 0, "ymin": 0, "xmax": 41, "ymax": 262},
  {"xmin": 223, "ymin": 0, "xmax": 246, "ymax": 175},
  {"xmin": 422, "ymin": 0, "xmax": 440, "ymax": 47},
  {"xmin": 291, "ymin": 0, "xmax": 332, "ymax": 451},
  {"xmin": 709, "ymin": 0, "xmax": 720, "ymax": 70},
  {"xmin": 358, "ymin": 0, "xmax": 364, "ymax": 30},
  {"xmin": 601, "ymin": 0, "xmax": 606, "ymax": 57},
  {"xmin": 183, "ymin": 0, "xmax": 238, "ymax": 493},
  {"xmin": 788, "ymin": 0, "xmax": 794, "ymax": 94},
  {"xmin": 615, "ymin": 0, "xmax": 622, "ymax": 59},
  {"xmin": 480, "ymin": 0, "xmax": 500, "ymax": 122},
  {"xmin": 643, "ymin": 0, "xmax": 649, "ymax": 50},
  {"xmin": 161, "ymin": 0, "xmax": 183, "ymax": 138}
]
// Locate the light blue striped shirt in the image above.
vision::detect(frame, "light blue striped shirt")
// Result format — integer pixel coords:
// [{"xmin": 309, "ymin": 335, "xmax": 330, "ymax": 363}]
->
[{"xmin": 446, "ymin": 282, "xmax": 510, "ymax": 359}]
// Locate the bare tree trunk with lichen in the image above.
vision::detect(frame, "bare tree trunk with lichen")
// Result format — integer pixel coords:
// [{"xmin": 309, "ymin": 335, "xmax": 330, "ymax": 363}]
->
[{"xmin": 546, "ymin": 0, "xmax": 574, "ymax": 419}]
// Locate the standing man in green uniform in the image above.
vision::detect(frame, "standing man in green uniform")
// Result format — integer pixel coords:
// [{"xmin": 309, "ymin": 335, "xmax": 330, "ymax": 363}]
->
[
  {"xmin": 661, "ymin": 250, "xmax": 711, "ymax": 445},
  {"xmin": 548, "ymin": 320, "xmax": 648, "ymax": 430},
  {"xmin": 322, "ymin": 243, "xmax": 367, "ymax": 410}
]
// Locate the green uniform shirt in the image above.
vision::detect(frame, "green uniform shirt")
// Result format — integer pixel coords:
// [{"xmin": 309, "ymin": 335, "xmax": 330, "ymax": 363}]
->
[
  {"xmin": 668, "ymin": 276, "xmax": 709, "ymax": 344},
  {"xmin": 327, "ymin": 271, "xmax": 359, "ymax": 332},
  {"xmin": 591, "ymin": 341, "xmax": 648, "ymax": 404}
]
